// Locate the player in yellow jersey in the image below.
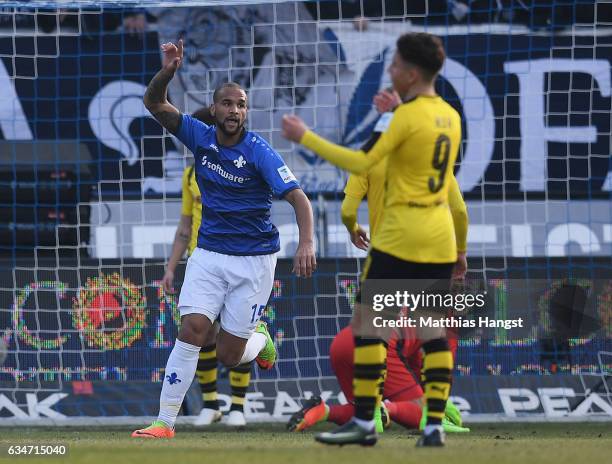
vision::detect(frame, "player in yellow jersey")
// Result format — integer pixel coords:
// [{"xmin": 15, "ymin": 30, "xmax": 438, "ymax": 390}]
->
[
  {"xmin": 341, "ymin": 88, "xmax": 468, "ymax": 277},
  {"xmin": 161, "ymin": 108, "xmax": 254, "ymax": 428},
  {"xmin": 340, "ymin": 89, "xmax": 400, "ymax": 250},
  {"xmin": 283, "ymin": 33, "xmax": 461, "ymax": 447}
]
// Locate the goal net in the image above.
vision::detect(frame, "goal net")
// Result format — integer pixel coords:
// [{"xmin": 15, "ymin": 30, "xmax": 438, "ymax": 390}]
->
[{"xmin": 0, "ymin": 0, "xmax": 611, "ymax": 423}]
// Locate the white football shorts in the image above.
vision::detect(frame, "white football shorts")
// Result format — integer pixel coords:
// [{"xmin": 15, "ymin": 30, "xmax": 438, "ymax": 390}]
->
[{"xmin": 178, "ymin": 248, "xmax": 277, "ymax": 339}]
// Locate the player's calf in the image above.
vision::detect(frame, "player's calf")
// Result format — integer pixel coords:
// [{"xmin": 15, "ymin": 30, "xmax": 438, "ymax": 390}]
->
[
  {"xmin": 217, "ymin": 325, "xmax": 272, "ymax": 368},
  {"xmin": 216, "ymin": 349, "xmax": 244, "ymax": 368}
]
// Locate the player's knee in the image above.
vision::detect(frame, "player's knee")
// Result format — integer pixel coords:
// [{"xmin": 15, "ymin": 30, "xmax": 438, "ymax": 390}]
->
[
  {"xmin": 178, "ymin": 314, "xmax": 211, "ymax": 347},
  {"xmin": 202, "ymin": 321, "xmax": 220, "ymax": 346}
]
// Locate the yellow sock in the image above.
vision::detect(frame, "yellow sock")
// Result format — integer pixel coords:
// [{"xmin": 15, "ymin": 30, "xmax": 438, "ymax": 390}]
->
[
  {"xmin": 196, "ymin": 344, "xmax": 218, "ymax": 410},
  {"xmin": 353, "ymin": 337, "xmax": 387, "ymax": 421},
  {"xmin": 229, "ymin": 363, "xmax": 252, "ymax": 412},
  {"xmin": 422, "ymin": 338, "xmax": 453, "ymax": 425}
]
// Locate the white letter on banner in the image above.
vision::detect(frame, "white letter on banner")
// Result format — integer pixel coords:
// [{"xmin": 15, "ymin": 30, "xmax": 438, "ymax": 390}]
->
[
  {"xmin": 0, "ymin": 60, "xmax": 33, "ymax": 139},
  {"xmin": 504, "ymin": 59, "xmax": 611, "ymax": 191},
  {"xmin": 244, "ymin": 392, "xmax": 270, "ymax": 419},
  {"xmin": 26, "ymin": 393, "xmax": 68, "ymax": 419},
  {"xmin": 88, "ymin": 80, "xmax": 149, "ymax": 166},
  {"xmin": 570, "ymin": 393, "xmax": 612, "ymax": 416},
  {"xmin": 546, "ymin": 223, "xmax": 601, "ymax": 257},
  {"xmin": 131, "ymin": 225, "xmax": 176, "ymax": 258},
  {"xmin": 448, "ymin": 396, "xmax": 471, "ymax": 415},
  {"xmin": 537, "ymin": 388, "xmax": 574, "ymax": 417},
  {"xmin": 498, "ymin": 388, "xmax": 540, "ymax": 417},
  {"xmin": 442, "ymin": 59, "xmax": 496, "ymax": 192},
  {"xmin": 0, "ymin": 394, "xmax": 29, "ymax": 418},
  {"xmin": 511, "ymin": 225, "xmax": 534, "ymax": 257},
  {"xmin": 272, "ymin": 391, "xmax": 301, "ymax": 418}
]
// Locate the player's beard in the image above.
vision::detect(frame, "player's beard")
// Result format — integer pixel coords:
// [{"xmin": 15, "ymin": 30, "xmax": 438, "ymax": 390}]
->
[{"xmin": 217, "ymin": 116, "xmax": 245, "ymax": 137}]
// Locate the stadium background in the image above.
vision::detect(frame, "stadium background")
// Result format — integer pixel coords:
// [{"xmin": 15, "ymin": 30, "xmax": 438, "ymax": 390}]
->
[{"xmin": 0, "ymin": 0, "xmax": 610, "ymax": 423}]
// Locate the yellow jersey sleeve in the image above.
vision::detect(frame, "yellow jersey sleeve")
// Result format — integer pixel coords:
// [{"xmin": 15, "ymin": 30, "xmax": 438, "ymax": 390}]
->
[
  {"xmin": 300, "ymin": 108, "xmax": 406, "ymax": 175},
  {"xmin": 341, "ymin": 174, "xmax": 368, "ymax": 232},
  {"xmin": 341, "ymin": 195, "xmax": 361, "ymax": 233},
  {"xmin": 305, "ymin": 96, "xmax": 462, "ymax": 264},
  {"xmin": 181, "ymin": 167, "xmax": 193, "ymax": 217},
  {"xmin": 448, "ymin": 175, "xmax": 468, "ymax": 253},
  {"xmin": 344, "ymin": 173, "xmax": 368, "ymax": 199}
]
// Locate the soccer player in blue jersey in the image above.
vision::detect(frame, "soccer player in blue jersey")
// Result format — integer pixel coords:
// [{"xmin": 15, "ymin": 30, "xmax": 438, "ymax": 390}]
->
[{"xmin": 132, "ymin": 39, "xmax": 316, "ymax": 438}]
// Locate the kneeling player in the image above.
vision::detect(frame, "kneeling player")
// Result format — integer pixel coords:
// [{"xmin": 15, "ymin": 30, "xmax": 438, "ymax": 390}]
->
[{"xmin": 287, "ymin": 325, "xmax": 467, "ymax": 433}]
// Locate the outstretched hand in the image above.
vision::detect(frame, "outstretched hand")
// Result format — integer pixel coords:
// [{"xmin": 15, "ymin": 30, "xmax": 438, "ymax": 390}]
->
[
  {"xmin": 281, "ymin": 114, "xmax": 308, "ymax": 143},
  {"xmin": 161, "ymin": 39, "xmax": 183, "ymax": 73}
]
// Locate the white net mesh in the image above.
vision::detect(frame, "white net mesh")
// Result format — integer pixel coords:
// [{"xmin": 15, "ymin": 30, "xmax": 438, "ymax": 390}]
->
[{"xmin": 1, "ymin": 0, "xmax": 611, "ymax": 421}]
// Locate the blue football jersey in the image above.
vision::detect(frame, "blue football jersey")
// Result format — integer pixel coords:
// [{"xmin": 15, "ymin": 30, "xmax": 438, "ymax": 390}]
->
[{"xmin": 176, "ymin": 114, "xmax": 300, "ymax": 255}]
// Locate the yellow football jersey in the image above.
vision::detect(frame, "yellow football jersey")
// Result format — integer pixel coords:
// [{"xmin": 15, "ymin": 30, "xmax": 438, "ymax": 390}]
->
[
  {"xmin": 302, "ymin": 95, "xmax": 462, "ymax": 262},
  {"xmin": 180, "ymin": 166, "xmax": 202, "ymax": 255},
  {"xmin": 343, "ymin": 168, "xmax": 468, "ymax": 254}
]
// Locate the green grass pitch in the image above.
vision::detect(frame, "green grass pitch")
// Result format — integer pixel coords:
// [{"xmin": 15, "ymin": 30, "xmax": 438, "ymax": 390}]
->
[{"xmin": 0, "ymin": 423, "xmax": 610, "ymax": 464}]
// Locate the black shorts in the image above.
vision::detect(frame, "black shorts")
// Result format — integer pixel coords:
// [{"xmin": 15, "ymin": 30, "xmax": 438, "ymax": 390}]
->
[{"xmin": 356, "ymin": 248, "xmax": 454, "ymax": 303}]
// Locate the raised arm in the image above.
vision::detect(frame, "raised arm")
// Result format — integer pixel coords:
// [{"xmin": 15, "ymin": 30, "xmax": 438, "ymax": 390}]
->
[
  {"xmin": 144, "ymin": 40, "xmax": 184, "ymax": 134},
  {"xmin": 282, "ymin": 112, "xmax": 401, "ymax": 175},
  {"xmin": 281, "ymin": 88, "xmax": 403, "ymax": 175},
  {"xmin": 284, "ymin": 188, "xmax": 316, "ymax": 278}
]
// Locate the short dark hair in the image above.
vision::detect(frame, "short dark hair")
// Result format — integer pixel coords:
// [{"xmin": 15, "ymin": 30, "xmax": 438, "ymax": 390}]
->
[
  {"xmin": 191, "ymin": 107, "xmax": 215, "ymax": 125},
  {"xmin": 396, "ymin": 33, "xmax": 445, "ymax": 80},
  {"xmin": 212, "ymin": 82, "xmax": 245, "ymax": 103}
]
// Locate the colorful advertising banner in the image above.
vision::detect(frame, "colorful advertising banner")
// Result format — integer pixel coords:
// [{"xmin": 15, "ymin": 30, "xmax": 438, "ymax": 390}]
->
[{"xmin": 0, "ymin": 258, "xmax": 610, "ymax": 420}]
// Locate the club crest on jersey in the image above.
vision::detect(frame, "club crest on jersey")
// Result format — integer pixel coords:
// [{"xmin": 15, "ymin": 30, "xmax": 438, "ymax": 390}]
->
[{"xmin": 234, "ymin": 155, "xmax": 246, "ymax": 168}]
